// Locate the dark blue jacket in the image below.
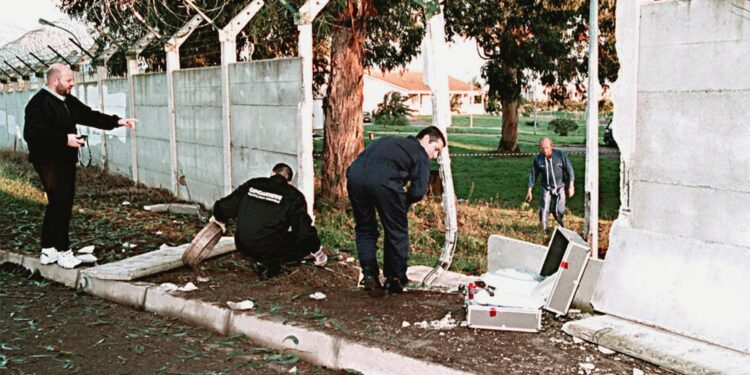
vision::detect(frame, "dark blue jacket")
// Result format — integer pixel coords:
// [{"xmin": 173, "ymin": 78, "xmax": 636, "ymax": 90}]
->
[
  {"xmin": 528, "ymin": 149, "xmax": 574, "ymax": 190},
  {"xmin": 347, "ymin": 136, "xmax": 430, "ymax": 205}
]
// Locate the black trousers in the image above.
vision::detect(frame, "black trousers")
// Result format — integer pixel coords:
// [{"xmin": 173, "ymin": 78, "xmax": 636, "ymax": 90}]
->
[
  {"xmin": 32, "ymin": 162, "xmax": 77, "ymax": 251},
  {"xmin": 347, "ymin": 180, "xmax": 409, "ymax": 284},
  {"xmin": 238, "ymin": 232, "xmax": 320, "ymax": 270}
]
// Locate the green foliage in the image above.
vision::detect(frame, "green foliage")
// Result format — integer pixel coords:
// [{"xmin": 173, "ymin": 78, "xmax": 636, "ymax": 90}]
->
[
  {"xmin": 373, "ymin": 92, "xmax": 412, "ymax": 126},
  {"xmin": 548, "ymin": 118, "xmax": 579, "ymax": 136},
  {"xmin": 484, "ymin": 93, "xmax": 501, "ymax": 115}
]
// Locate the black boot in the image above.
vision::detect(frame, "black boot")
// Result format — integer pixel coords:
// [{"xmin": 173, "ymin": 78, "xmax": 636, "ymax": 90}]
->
[
  {"xmin": 251, "ymin": 261, "xmax": 280, "ymax": 280},
  {"xmin": 383, "ymin": 277, "xmax": 404, "ymax": 294},
  {"xmin": 361, "ymin": 266, "xmax": 384, "ymax": 297}
]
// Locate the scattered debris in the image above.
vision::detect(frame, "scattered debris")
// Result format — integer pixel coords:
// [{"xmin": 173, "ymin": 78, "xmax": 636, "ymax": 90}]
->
[
  {"xmin": 288, "ymin": 366, "xmax": 297, "ymax": 373},
  {"xmin": 598, "ymin": 345, "xmax": 615, "ymax": 355},
  {"xmin": 345, "ymin": 256, "xmax": 355, "ymax": 263},
  {"xmin": 143, "ymin": 203, "xmax": 200, "ymax": 216},
  {"xmin": 156, "ymin": 283, "xmax": 179, "ymax": 293},
  {"xmin": 413, "ymin": 313, "xmax": 457, "ymax": 330},
  {"xmin": 227, "ymin": 300, "xmax": 255, "ymax": 310},
  {"xmin": 155, "ymin": 231, "xmax": 163, "ymax": 235},
  {"xmin": 122, "ymin": 242, "xmax": 138, "ymax": 249},
  {"xmin": 402, "ymin": 321, "xmax": 411, "ymax": 328},
  {"xmin": 178, "ymin": 282, "xmax": 198, "ymax": 292},
  {"xmin": 76, "ymin": 254, "xmax": 98, "ymax": 264},
  {"xmin": 121, "ymin": 201, "xmax": 131, "ymax": 206},
  {"xmin": 633, "ymin": 368, "xmax": 644, "ymax": 375},
  {"xmin": 78, "ymin": 245, "xmax": 95, "ymax": 254},
  {"xmin": 196, "ymin": 276, "xmax": 210, "ymax": 283},
  {"xmin": 573, "ymin": 337, "xmax": 584, "ymax": 344},
  {"xmin": 309, "ymin": 292, "xmax": 327, "ymax": 300},
  {"xmin": 579, "ymin": 362, "xmax": 596, "ymax": 371}
]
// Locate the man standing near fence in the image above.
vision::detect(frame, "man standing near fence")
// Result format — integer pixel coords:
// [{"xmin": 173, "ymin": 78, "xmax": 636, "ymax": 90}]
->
[
  {"xmin": 347, "ymin": 126, "xmax": 446, "ymax": 297},
  {"xmin": 23, "ymin": 63, "xmax": 137, "ymax": 268},
  {"xmin": 526, "ymin": 137, "xmax": 575, "ymax": 232}
]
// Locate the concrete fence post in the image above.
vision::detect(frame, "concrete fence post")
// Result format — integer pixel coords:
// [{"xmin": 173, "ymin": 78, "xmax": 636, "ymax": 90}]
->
[
  {"xmin": 125, "ymin": 33, "xmax": 158, "ymax": 185},
  {"xmin": 296, "ymin": 0, "xmax": 330, "ymax": 217},
  {"xmin": 164, "ymin": 15, "xmax": 203, "ymax": 197},
  {"xmin": 218, "ymin": 0, "xmax": 265, "ymax": 194}
]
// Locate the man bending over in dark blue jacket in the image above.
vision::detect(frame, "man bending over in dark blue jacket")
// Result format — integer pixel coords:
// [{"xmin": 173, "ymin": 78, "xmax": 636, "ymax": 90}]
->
[{"xmin": 346, "ymin": 126, "xmax": 446, "ymax": 297}]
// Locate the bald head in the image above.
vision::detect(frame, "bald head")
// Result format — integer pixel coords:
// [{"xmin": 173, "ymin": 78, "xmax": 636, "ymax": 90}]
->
[
  {"xmin": 539, "ymin": 137, "xmax": 554, "ymax": 158},
  {"xmin": 46, "ymin": 63, "xmax": 74, "ymax": 96}
]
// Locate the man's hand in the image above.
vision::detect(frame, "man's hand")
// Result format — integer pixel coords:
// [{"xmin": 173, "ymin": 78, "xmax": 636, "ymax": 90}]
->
[
  {"xmin": 118, "ymin": 118, "xmax": 138, "ymax": 129},
  {"xmin": 67, "ymin": 134, "xmax": 85, "ymax": 148},
  {"xmin": 567, "ymin": 184, "xmax": 575, "ymax": 198},
  {"xmin": 312, "ymin": 247, "xmax": 328, "ymax": 267},
  {"xmin": 525, "ymin": 188, "xmax": 533, "ymax": 203}
]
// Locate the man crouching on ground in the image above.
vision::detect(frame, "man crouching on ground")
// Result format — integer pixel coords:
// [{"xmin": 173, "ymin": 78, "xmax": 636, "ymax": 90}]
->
[
  {"xmin": 211, "ymin": 163, "xmax": 326, "ymax": 279},
  {"xmin": 346, "ymin": 126, "xmax": 446, "ymax": 297}
]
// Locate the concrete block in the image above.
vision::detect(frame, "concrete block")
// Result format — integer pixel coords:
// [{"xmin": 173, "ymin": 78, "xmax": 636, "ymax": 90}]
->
[
  {"xmin": 571, "ymin": 259, "xmax": 602, "ymax": 313},
  {"xmin": 0, "ymin": 249, "xmax": 8, "ymax": 264},
  {"xmin": 78, "ymin": 275, "xmax": 149, "ymax": 309},
  {"xmin": 592, "ymin": 225, "xmax": 750, "ymax": 354},
  {"xmin": 32, "ymin": 261, "xmax": 80, "ymax": 289},
  {"xmin": 640, "ymin": 1, "xmax": 750, "ymax": 48},
  {"xmin": 633, "ymin": 91, "xmax": 750, "ymax": 191},
  {"xmin": 230, "ymin": 105, "xmax": 299, "ymax": 154},
  {"xmin": 629, "ymin": 180, "xmax": 750, "ymax": 248},
  {"xmin": 563, "ymin": 315, "xmax": 750, "ymax": 375},
  {"xmin": 144, "ymin": 289, "xmax": 230, "ymax": 334},
  {"xmin": 337, "ymin": 340, "xmax": 470, "ymax": 375},
  {"xmin": 229, "ymin": 313, "xmax": 341, "ymax": 369},
  {"xmin": 83, "ymin": 237, "xmax": 235, "ymax": 281},
  {"xmin": 487, "ymin": 234, "xmax": 546, "ymax": 273},
  {"xmin": 5, "ymin": 251, "xmax": 24, "ymax": 266}
]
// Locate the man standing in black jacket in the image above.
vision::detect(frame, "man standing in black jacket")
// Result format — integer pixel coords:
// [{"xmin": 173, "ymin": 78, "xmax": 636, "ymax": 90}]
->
[
  {"xmin": 347, "ymin": 126, "xmax": 446, "ymax": 297},
  {"xmin": 212, "ymin": 163, "xmax": 326, "ymax": 279},
  {"xmin": 23, "ymin": 63, "xmax": 137, "ymax": 267}
]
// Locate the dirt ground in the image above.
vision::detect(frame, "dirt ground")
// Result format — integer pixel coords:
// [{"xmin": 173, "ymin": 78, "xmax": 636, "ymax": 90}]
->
[
  {"xmin": 0, "ymin": 264, "xmax": 343, "ymax": 374},
  {"xmin": 145, "ymin": 252, "xmax": 671, "ymax": 374}
]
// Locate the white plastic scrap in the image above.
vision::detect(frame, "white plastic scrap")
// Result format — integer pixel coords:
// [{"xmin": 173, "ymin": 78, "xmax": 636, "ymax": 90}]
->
[
  {"xmin": 413, "ymin": 313, "xmax": 457, "ymax": 330},
  {"xmin": 196, "ymin": 276, "xmax": 210, "ymax": 283},
  {"xmin": 76, "ymin": 254, "xmax": 98, "ymax": 264},
  {"xmin": 572, "ymin": 337, "xmax": 584, "ymax": 344},
  {"xmin": 598, "ymin": 345, "xmax": 615, "ymax": 355},
  {"xmin": 288, "ymin": 366, "xmax": 297, "ymax": 373},
  {"xmin": 633, "ymin": 368, "xmax": 644, "ymax": 375},
  {"xmin": 156, "ymin": 283, "xmax": 179, "ymax": 293},
  {"xmin": 401, "ymin": 321, "xmax": 411, "ymax": 328},
  {"xmin": 122, "ymin": 201, "xmax": 131, "ymax": 206},
  {"xmin": 77, "ymin": 245, "xmax": 95, "ymax": 254},
  {"xmin": 122, "ymin": 242, "xmax": 138, "ymax": 249},
  {"xmin": 579, "ymin": 362, "xmax": 595, "ymax": 371},
  {"xmin": 177, "ymin": 282, "xmax": 198, "ymax": 292},
  {"xmin": 309, "ymin": 292, "xmax": 327, "ymax": 300},
  {"xmin": 227, "ymin": 300, "xmax": 255, "ymax": 310}
]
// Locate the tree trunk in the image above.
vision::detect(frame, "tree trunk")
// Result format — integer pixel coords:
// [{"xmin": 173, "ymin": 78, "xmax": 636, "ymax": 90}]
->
[
  {"xmin": 321, "ymin": 26, "xmax": 365, "ymax": 202},
  {"xmin": 498, "ymin": 98, "xmax": 520, "ymax": 152}
]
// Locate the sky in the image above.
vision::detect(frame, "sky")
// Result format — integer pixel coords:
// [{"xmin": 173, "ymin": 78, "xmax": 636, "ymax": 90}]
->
[{"xmin": 0, "ymin": 0, "xmax": 485, "ymax": 84}]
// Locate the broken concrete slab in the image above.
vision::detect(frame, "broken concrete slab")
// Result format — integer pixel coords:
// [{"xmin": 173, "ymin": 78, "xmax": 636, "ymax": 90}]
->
[
  {"xmin": 25, "ymin": 257, "xmax": 81, "ymax": 289},
  {"xmin": 593, "ymin": 225, "xmax": 750, "ymax": 354},
  {"xmin": 563, "ymin": 314, "xmax": 750, "ymax": 375},
  {"xmin": 337, "ymin": 340, "xmax": 471, "ymax": 375},
  {"xmin": 144, "ymin": 288, "xmax": 230, "ymax": 334},
  {"xmin": 143, "ymin": 203, "xmax": 201, "ymax": 216},
  {"xmin": 82, "ymin": 237, "xmax": 235, "ymax": 281},
  {"xmin": 407, "ymin": 265, "xmax": 476, "ymax": 292},
  {"xmin": 78, "ymin": 275, "xmax": 151, "ymax": 309},
  {"xmin": 0, "ymin": 249, "xmax": 8, "ymax": 264},
  {"xmin": 4, "ymin": 251, "xmax": 24, "ymax": 266},
  {"xmin": 487, "ymin": 234, "xmax": 546, "ymax": 273}
]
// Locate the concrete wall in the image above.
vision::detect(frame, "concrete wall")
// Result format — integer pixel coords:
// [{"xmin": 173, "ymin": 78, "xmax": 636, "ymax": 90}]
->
[
  {"xmin": 0, "ymin": 59, "xmax": 307, "ymax": 209},
  {"xmin": 173, "ymin": 67, "xmax": 224, "ymax": 204},
  {"xmin": 594, "ymin": 0, "xmax": 750, "ymax": 354},
  {"xmin": 229, "ymin": 58, "xmax": 302, "ymax": 189},
  {"xmin": 133, "ymin": 72, "xmax": 172, "ymax": 191}
]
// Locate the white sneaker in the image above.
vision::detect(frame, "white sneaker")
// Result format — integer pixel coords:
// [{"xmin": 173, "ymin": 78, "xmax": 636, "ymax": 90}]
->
[
  {"xmin": 57, "ymin": 250, "xmax": 83, "ymax": 269},
  {"xmin": 40, "ymin": 247, "xmax": 59, "ymax": 265}
]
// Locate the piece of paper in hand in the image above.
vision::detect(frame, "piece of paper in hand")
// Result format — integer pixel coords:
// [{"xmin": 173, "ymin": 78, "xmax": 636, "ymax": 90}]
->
[
  {"xmin": 77, "ymin": 245, "xmax": 95, "ymax": 254},
  {"xmin": 227, "ymin": 300, "xmax": 255, "ymax": 310},
  {"xmin": 309, "ymin": 292, "xmax": 327, "ymax": 300}
]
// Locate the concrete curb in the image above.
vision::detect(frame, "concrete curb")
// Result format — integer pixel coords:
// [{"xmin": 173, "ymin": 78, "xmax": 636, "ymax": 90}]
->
[{"xmin": 1, "ymin": 251, "xmax": 472, "ymax": 375}]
